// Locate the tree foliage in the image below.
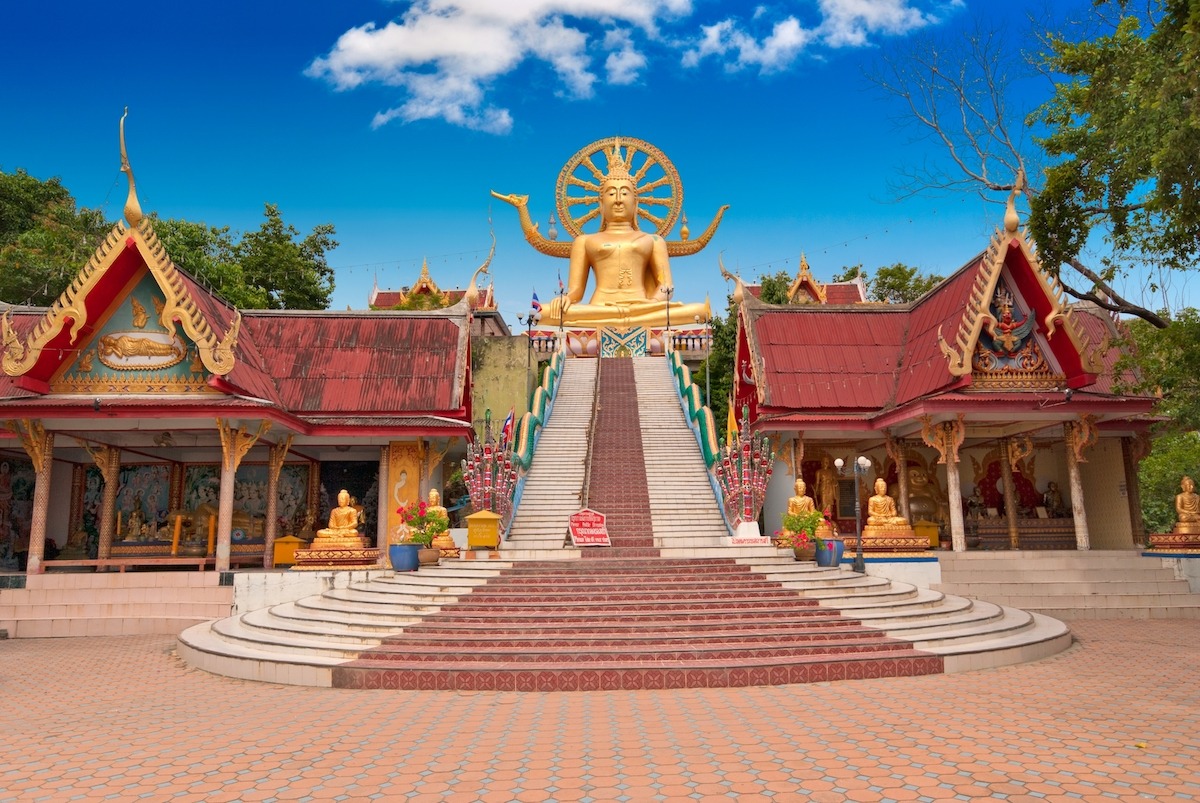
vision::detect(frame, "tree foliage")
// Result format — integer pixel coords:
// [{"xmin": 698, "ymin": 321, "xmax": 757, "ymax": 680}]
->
[
  {"xmin": 1139, "ymin": 431, "xmax": 1200, "ymax": 536},
  {"xmin": 0, "ymin": 169, "xmax": 110, "ymax": 306},
  {"xmin": 1033, "ymin": 2, "xmax": 1200, "ymax": 290},
  {"xmin": 1119, "ymin": 307, "xmax": 1200, "ymax": 430},
  {"xmin": 757, "ymin": 270, "xmax": 792, "ymax": 305},
  {"xmin": 830, "ymin": 262, "xmax": 941, "ymax": 303},
  {"xmin": 0, "ymin": 170, "xmax": 339, "ymax": 311},
  {"xmin": 874, "ymin": 1, "xmax": 1197, "ymax": 327}
]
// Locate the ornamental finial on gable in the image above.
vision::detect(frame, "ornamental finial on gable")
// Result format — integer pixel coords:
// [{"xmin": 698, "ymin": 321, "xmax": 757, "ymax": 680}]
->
[{"xmin": 120, "ymin": 108, "xmax": 143, "ymax": 228}]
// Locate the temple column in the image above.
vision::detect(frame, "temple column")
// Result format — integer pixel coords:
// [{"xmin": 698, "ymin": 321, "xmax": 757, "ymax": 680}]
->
[
  {"xmin": 1122, "ymin": 435, "xmax": 1149, "ymax": 547},
  {"xmin": 8, "ymin": 421, "xmax": 53, "ymax": 574},
  {"xmin": 886, "ymin": 432, "xmax": 910, "ymax": 520},
  {"xmin": 262, "ymin": 435, "xmax": 293, "ymax": 569},
  {"xmin": 216, "ymin": 419, "xmax": 271, "ymax": 572},
  {"xmin": 80, "ymin": 443, "xmax": 120, "ymax": 560},
  {"xmin": 377, "ymin": 446, "xmax": 390, "ymax": 551},
  {"xmin": 1064, "ymin": 415, "xmax": 1098, "ymax": 551},
  {"xmin": 922, "ymin": 414, "xmax": 966, "ymax": 552},
  {"xmin": 999, "ymin": 438, "xmax": 1021, "ymax": 549}
]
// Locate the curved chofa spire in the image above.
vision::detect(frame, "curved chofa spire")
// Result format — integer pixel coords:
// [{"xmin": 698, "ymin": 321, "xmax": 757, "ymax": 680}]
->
[
  {"xmin": 719, "ymin": 252, "xmax": 746, "ymax": 305},
  {"xmin": 120, "ymin": 107, "xmax": 143, "ymax": 228},
  {"xmin": 463, "ymin": 229, "xmax": 496, "ymax": 308}
]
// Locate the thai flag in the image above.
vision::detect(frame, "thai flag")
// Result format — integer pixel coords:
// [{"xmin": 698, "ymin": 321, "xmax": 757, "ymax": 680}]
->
[
  {"xmin": 557, "ymin": 271, "xmax": 564, "ymax": 294},
  {"xmin": 500, "ymin": 407, "xmax": 515, "ymax": 447},
  {"xmin": 531, "ymin": 291, "xmax": 542, "ymax": 313}
]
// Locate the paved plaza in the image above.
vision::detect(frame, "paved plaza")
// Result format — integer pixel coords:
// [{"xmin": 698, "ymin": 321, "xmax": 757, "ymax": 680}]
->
[{"xmin": 1, "ymin": 619, "xmax": 1197, "ymax": 802}]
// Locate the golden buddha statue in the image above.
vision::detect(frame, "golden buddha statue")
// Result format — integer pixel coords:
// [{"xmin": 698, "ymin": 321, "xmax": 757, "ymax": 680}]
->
[
  {"xmin": 1174, "ymin": 476, "xmax": 1200, "ymax": 534},
  {"xmin": 426, "ymin": 489, "xmax": 458, "ymax": 558},
  {"xmin": 783, "ymin": 479, "xmax": 832, "ymax": 543},
  {"xmin": 814, "ymin": 455, "xmax": 840, "ymax": 516},
  {"xmin": 312, "ymin": 489, "xmax": 366, "ymax": 548},
  {"xmin": 898, "ymin": 466, "xmax": 947, "ymax": 524},
  {"xmin": 516, "ymin": 141, "xmax": 710, "ymax": 330},
  {"xmin": 867, "ymin": 478, "xmax": 909, "ymax": 527},
  {"xmin": 426, "ymin": 489, "xmax": 449, "ymax": 522}
]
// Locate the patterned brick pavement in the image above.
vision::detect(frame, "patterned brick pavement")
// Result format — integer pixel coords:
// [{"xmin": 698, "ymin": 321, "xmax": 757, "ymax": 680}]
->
[{"xmin": 1, "ymin": 620, "xmax": 1197, "ymax": 801}]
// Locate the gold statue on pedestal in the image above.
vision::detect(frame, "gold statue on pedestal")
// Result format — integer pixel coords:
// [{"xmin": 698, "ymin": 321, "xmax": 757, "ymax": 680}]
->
[
  {"xmin": 426, "ymin": 489, "xmax": 458, "ymax": 558},
  {"xmin": 856, "ymin": 477, "xmax": 927, "ymax": 553},
  {"xmin": 1174, "ymin": 476, "xmax": 1200, "ymax": 535},
  {"xmin": 492, "ymin": 136, "xmax": 724, "ymax": 330},
  {"xmin": 291, "ymin": 488, "xmax": 381, "ymax": 570},
  {"xmin": 782, "ymin": 479, "xmax": 833, "ymax": 545}
]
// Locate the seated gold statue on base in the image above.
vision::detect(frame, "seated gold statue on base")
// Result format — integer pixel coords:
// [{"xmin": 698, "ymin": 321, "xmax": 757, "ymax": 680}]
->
[
  {"xmin": 1173, "ymin": 476, "xmax": 1200, "ymax": 535},
  {"xmin": 857, "ymin": 477, "xmax": 927, "ymax": 552},
  {"xmin": 310, "ymin": 489, "xmax": 367, "ymax": 550}
]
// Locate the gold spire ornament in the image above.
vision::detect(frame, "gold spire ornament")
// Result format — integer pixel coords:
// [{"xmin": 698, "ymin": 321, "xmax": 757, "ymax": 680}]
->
[{"xmin": 120, "ymin": 107, "xmax": 143, "ymax": 228}]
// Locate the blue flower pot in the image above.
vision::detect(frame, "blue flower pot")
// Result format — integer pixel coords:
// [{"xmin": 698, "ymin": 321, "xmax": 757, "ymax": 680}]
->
[
  {"xmin": 388, "ymin": 543, "xmax": 421, "ymax": 572},
  {"xmin": 815, "ymin": 538, "xmax": 845, "ymax": 568}
]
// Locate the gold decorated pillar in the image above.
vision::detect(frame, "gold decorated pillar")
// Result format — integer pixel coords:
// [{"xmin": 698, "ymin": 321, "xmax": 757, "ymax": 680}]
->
[
  {"xmin": 999, "ymin": 438, "xmax": 1020, "ymax": 549},
  {"xmin": 80, "ymin": 442, "xmax": 121, "ymax": 560},
  {"xmin": 1122, "ymin": 434, "xmax": 1150, "ymax": 546},
  {"xmin": 885, "ymin": 432, "xmax": 910, "ymax": 520},
  {"xmin": 377, "ymin": 446, "xmax": 390, "ymax": 550},
  {"xmin": 1064, "ymin": 415, "xmax": 1098, "ymax": 551},
  {"xmin": 262, "ymin": 435, "xmax": 293, "ymax": 569},
  {"xmin": 216, "ymin": 419, "xmax": 270, "ymax": 572},
  {"xmin": 7, "ymin": 421, "xmax": 54, "ymax": 574},
  {"xmin": 922, "ymin": 415, "xmax": 966, "ymax": 552}
]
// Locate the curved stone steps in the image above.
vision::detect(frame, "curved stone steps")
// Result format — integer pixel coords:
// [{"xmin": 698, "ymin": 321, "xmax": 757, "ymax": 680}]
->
[
  {"xmin": 240, "ymin": 607, "xmax": 401, "ymax": 641},
  {"xmin": 210, "ymin": 615, "xmax": 375, "ymax": 659}
]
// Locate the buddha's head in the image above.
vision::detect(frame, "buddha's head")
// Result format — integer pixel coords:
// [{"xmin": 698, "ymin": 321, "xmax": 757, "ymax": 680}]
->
[
  {"xmin": 874, "ymin": 477, "xmax": 888, "ymax": 495},
  {"xmin": 794, "ymin": 479, "xmax": 806, "ymax": 496},
  {"xmin": 1183, "ymin": 476, "xmax": 1195, "ymax": 494},
  {"xmin": 429, "ymin": 489, "xmax": 441, "ymax": 505},
  {"xmin": 337, "ymin": 489, "xmax": 350, "ymax": 507},
  {"xmin": 909, "ymin": 467, "xmax": 928, "ymax": 488},
  {"xmin": 599, "ymin": 140, "xmax": 639, "ymax": 231}
]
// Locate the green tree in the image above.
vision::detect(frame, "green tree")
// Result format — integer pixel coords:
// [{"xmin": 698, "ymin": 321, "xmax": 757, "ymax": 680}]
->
[
  {"xmin": 1119, "ymin": 308, "xmax": 1200, "ymax": 430},
  {"xmin": 757, "ymin": 270, "xmax": 792, "ymax": 305},
  {"xmin": 829, "ymin": 262, "xmax": 941, "ymax": 303},
  {"xmin": 874, "ymin": 2, "xmax": 1195, "ymax": 327},
  {"xmin": 0, "ymin": 169, "xmax": 110, "ymax": 306},
  {"xmin": 1139, "ymin": 431, "xmax": 1200, "ymax": 536},
  {"xmin": 152, "ymin": 217, "xmax": 271, "ymax": 309},
  {"xmin": 236, "ymin": 204, "xmax": 337, "ymax": 310},
  {"xmin": 699, "ymin": 296, "xmax": 738, "ymax": 431}
]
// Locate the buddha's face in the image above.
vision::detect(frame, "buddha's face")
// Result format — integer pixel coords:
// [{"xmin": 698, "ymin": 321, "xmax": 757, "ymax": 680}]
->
[
  {"xmin": 909, "ymin": 468, "xmax": 928, "ymax": 488},
  {"xmin": 875, "ymin": 478, "xmax": 887, "ymax": 495},
  {"xmin": 430, "ymin": 489, "xmax": 441, "ymax": 505},
  {"xmin": 795, "ymin": 479, "xmax": 806, "ymax": 496},
  {"xmin": 1184, "ymin": 477, "xmax": 1195, "ymax": 493},
  {"xmin": 600, "ymin": 179, "xmax": 637, "ymax": 227},
  {"xmin": 338, "ymin": 489, "xmax": 350, "ymax": 507}
]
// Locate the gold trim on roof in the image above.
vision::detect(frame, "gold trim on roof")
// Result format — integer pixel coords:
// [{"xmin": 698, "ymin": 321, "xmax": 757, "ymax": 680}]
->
[
  {"xmin": 937, "ymin": 185, "xmax": 1103, "ymax": 377},
  {"xmin": 786, "ymin": 253, "xmax": 827, "ymax": 304}
]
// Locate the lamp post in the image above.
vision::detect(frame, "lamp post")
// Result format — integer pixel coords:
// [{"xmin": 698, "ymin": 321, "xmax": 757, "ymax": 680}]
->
[
  {"xmin": 663, "ymin": 285, "xmax": 673, "ymax": 354},
  {"xmin": 835, "ymin": 455, "xmax": 871, "ymax": 574},
  {"xmin": 517, "ymin": 308, "xmax": 541, "ymax": 408}
]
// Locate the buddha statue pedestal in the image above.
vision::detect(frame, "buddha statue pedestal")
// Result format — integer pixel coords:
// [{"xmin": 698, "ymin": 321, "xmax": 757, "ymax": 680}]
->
[
  {"xmin": 847, "ymin": 524, "xmax": 929, "ymax": 554},
  {"xmin": 290, "ymin": 532, "xmax": 382, "ymax": 571}
]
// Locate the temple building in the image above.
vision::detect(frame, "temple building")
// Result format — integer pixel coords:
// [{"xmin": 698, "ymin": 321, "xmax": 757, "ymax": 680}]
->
[
  {"xmin": 735, "ymin": 191, "xmax": 1157, "ymax": 552},
  {"xmin": 369, "ymin": 259, "xmax": 511, "ymax": 338},
  {"xmin": 0, "ymin": 129, "xmax": 479, "ymax": 575}
]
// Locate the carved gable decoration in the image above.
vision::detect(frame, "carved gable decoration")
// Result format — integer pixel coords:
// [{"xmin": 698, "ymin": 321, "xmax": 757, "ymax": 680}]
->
[
  {"xmin": 969, "ymin": 280, "xmax": 1063, "ymax": 389},
  {"xmin": 50, "ymin": 273, "xmax": 214, "ymax": 394},
  {"xmin": 786, "ymin": 254, "xmax": 828, "ymax": 305}
]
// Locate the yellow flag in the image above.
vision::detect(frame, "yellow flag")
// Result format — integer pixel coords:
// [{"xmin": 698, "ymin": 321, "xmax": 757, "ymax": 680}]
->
[{"xmin": 726, "ymin": 399, "xmax": 738, "ymax": 445}]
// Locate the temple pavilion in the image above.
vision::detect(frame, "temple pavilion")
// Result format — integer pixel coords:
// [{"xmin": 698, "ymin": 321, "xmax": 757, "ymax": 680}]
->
[
  {"xmin": 0, "ymin": 137, "xmax": 482, "ymax": 575},
  {"xmin": 737, "ymin": 192, "xmax": 1158, "ymax": 553}
]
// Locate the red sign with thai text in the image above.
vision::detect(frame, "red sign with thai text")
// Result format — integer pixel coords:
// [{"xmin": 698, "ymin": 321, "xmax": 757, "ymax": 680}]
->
[{"xmin": 568, "ymin": 508, "xmax": 611, "ymax": 547}]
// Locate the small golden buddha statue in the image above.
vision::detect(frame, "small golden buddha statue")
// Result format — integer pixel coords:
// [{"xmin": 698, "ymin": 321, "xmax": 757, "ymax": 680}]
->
[
  {"xmin": 867, "ymin": 478, "xmax": 909, "ymax": 527},
  {"xmin": 1174, "ymin": 476, "xmax": 1200, "ymax": 534},
  {"xmin": 537, "ymin": 142, "xmax": 710, "ymax": 329},
  {"xmin": 814, "ymin": 455, "xmax": 840, "ymax": 516},
  {"xmin": 312, "ymin": 489, "xmax": 366, "ymax": 548},
  {"xmin": 426, "ymin": 489, "xmax": 458, "ymax": 558},
  {"xmin": 782, "ymin": 479, "xmax": 832, "ymax": 543}
]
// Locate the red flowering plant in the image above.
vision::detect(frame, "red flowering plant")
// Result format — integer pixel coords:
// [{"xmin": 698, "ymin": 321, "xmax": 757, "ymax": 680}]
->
[
  {"xmin": 395, "ymin": 499, "xmax": 448, "ymax": 546},
  {"xmin": 775, "ymin": 509, "xmax": 822, "ymax": 549}
]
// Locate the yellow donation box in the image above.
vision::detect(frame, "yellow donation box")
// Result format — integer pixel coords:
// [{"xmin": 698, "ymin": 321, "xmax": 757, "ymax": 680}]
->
[
  {"xmin": 466, "ymin": 510, "xmax": 502, "ymax": 550},
  {"xmin": 272, "ymin": 535, "xmax": 305, "ymax": 566},
  {"xmin": 913, "ymin": 520, "xmax": 940, "ymax": 549}
]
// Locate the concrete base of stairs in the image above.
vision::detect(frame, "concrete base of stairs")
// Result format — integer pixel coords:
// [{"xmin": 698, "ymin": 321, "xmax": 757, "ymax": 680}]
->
[{"xmin": 179, "ymin": 552, "xmax": 1073, "ymax": 689}]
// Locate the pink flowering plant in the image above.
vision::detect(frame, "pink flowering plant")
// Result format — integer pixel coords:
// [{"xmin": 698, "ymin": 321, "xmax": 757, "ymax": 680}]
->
[
  {"xmin": 775, "ymin": 509, "xmax": 822, "ymax": 549},
  {"xmin": 396, "ymin": 500, "xmax": 449, "ymax": 546}
]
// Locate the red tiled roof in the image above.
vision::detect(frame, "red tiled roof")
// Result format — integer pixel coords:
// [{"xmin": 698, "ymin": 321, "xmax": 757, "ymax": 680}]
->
[
  {"xmin": 824, "ymin": 282, "xmax": 866, "ymax": 304},
  {"xmin": 893, "ymin": 257, "xmax": 981, "ymax": 406}
]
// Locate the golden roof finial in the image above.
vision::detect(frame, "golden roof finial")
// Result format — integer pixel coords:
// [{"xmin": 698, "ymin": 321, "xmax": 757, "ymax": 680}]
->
[
  {"xmin": 1004, "ymin": 168, "xmax": 1025, "ymax": 234},
  {"xmin": 119, "ymin": 107, "xmax": 143, "ymax": 227}
]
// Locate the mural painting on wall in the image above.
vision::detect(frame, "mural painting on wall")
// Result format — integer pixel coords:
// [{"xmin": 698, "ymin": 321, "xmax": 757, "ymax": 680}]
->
[
  {"xmin": 0, "ymin": 457, "xmax": 36, "ymax": 570},
  {"xmin": 81, "ymin": 463, "xmax": 172, "ymax": 543},
  {"xmin": 51, "ymin": 276, "xmax": 210, "ymax": 394},
  {"xmin": 387, "ymin": 443, "xmax": 422, "ymax": 540},
  {"xmin": 318, "ymin": 462, "xmax": 379, "ymax": 536},
  {"xmin": 183, "ymin": 463, "xmax": 312, "ymax": 539},
  {"xmin": 971, "ymin": 283, "xmax": 1062, "ymax": 388}
]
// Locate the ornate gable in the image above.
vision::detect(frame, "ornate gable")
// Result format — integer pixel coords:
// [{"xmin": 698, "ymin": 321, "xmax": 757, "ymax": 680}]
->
[
  {"xmin": 0, "ymin": 114, "xmax": 239, "ymax": 391},
  {"xmin": 936, "ymin": 186, "xmax": 1103, "ymax": 385},
  {"xmin": 786, "ymin": 254, "xmax": 828, "ymax": 304}
]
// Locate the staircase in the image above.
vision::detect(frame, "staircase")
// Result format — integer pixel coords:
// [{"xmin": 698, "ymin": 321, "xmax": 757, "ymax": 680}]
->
[
  {"xmin": 504, "ymin": 358, "xmax": 596, "ymax": 554},
  {"xmin": 179, "ymin": 354, "xmax": 1074, "ymax": 689},
  {"xmin": 936, "ymin": 551, "xmax": 1200, "ymax": 620}
]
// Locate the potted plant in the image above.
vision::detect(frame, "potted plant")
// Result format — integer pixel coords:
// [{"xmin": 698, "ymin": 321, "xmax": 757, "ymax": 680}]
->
[
  {"xmin": 777, "ymin": 509, "xmax": 823, "ymax": 560},
  {"xmin": 397, "ymin": 500, "xmax": 446, "ymax": 567}
]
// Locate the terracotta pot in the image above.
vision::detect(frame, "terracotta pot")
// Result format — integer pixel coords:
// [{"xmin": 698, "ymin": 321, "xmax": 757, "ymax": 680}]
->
[
  {"xmin": 792, "ymin": 544, "xmax": 817, "ymax": 561},
  {"xmin": 417, "ymin": 547, "xmax": 441, "ymax": 567}
]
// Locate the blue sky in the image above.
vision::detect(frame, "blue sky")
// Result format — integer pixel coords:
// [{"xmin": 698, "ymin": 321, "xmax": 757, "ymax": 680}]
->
[{"xmin": 4, "ymin": 0, "xmax": 1178, "ymax": 326}]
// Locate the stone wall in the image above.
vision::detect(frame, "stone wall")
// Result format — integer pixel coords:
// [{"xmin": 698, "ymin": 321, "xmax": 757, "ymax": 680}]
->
[{"xmin": 471, "ymin": 336, "xmax": 533, "ymax": 441}]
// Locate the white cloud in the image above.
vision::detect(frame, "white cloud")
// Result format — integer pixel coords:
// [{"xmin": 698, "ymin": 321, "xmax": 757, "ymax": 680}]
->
[{"xmin": 308, "ymin": 0, "xmax": 953, "ymax": 132}]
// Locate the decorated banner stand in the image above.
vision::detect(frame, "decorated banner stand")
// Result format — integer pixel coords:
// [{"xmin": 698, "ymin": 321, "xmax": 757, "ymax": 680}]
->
[{"xmin": 714, "ymin": 406, "xmax": 774, "ymax": 545}]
